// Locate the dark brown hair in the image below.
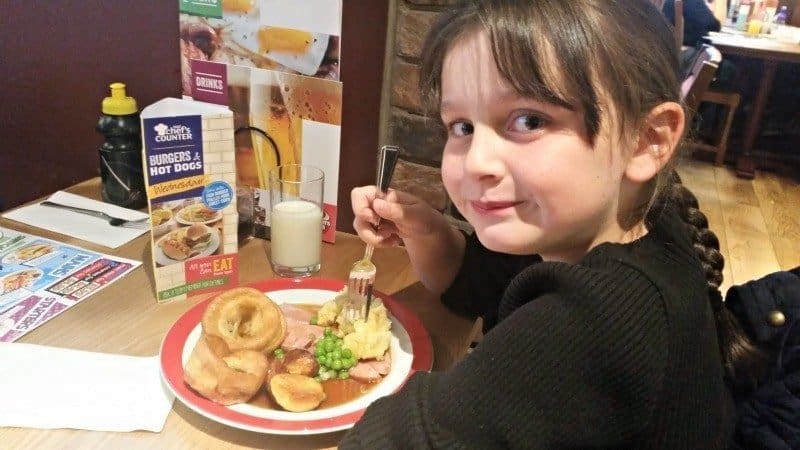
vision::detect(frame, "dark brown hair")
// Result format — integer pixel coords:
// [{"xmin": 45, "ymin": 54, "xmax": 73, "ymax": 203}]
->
[{"xmin": 419, "ymin": 0, "xmax": 763, "ymax": 385}]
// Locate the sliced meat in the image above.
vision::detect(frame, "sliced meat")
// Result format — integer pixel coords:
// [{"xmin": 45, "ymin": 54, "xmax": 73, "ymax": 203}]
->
[
  {"xmin": 281, "ymin": 323, "xmax": 325, "ymax": 350},
  {"xmin": 349, "ymin": 352, "xmax": 391, "ymax": 383},
  {"xmin": 279, "ymin": 304, "xmax": 325, "ymax": 351},
  {"xmin": 280, "ymin": 304, "xmax": 315, "ymax": 325}
]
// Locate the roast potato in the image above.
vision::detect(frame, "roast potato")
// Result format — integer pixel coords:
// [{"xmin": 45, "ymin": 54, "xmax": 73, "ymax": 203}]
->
[
  {"xmin": 269, "ymin": 373, "xmax": 325, "ymax": 412},
  {"xmin": 276, "ymin": 349, "xmax": 319, "ymax": 377}
]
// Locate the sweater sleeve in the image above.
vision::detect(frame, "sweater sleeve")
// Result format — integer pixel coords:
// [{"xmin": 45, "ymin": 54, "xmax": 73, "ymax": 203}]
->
[
  {"xmin": 440, "ymin": 232, "xmax": 541, "ymax": 329},
  {"xmin": 339, "ymin": 264, "xmax": 670, "ymax": 449}
]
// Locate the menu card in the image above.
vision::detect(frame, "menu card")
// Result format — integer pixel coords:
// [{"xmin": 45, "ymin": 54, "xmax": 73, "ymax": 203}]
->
[
  {"xmin": 0, "ymin": 227, "xmax": 141, "ymax": 342},
  {"xmin": 179, "ymin": 0, "xmax": 343, "ymax": 243},
  {"xmin": 140, "ymin": 97, "xmax": 240, "ymax": 303}
]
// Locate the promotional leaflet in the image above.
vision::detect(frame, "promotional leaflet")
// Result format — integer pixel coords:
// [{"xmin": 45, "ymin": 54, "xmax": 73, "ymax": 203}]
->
[
  {"xmin": 141, "ymin": 97, "xmax": 239, "ymax": 302},
  {"xmin": 179, "ymin": 0, "xmax": 342, "ymax": 243},
  {"xmin": 0, "ymin": 227, "xmax": 141, "ymax": 343}
]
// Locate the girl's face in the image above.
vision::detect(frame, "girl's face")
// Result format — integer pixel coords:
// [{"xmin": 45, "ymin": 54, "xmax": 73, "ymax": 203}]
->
[{"xmin": 440, "ymin": 31, "xmax": 635, "ymax": 262}]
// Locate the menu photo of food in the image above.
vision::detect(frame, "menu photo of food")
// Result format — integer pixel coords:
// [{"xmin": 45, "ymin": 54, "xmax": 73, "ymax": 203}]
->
[
  {"xmin": 0, "ymin": 227, "xmax": 141, "ymax": 343},
  {"xmin": 154, "ymin": 198, "xmax": 224, "ymax": 267},
  {"xmin": 1, "ymin": 268, "xmax": 43, "ymax": 296},
  {"xmin": 1, "ymin": 242, "xmax": 56, "ymax": 265},
  {"xmin": 179, "ymin": 0, "xmax": 342, "ymax": 97}
]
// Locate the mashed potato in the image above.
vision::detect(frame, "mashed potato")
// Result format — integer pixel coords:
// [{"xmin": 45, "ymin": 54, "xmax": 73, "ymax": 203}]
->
[
  {"xmin": 316, "ymin": 289, "xmax": 392, "ymax": 360},
  {"xmin": 316, "ymin": 289, "xmax": 347, "ymax": 326},
  {"xmin": 342, "ymin": 300, "xmax": 391, "ymax": 360}
]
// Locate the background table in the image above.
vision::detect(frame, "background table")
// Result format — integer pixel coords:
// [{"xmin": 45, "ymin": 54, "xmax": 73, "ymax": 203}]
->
[
  {"xmin": 704, "ymin": 32, "xmax": 800, "ymax": 178},
  {"xmin": 0, "ymin": 178, "xmax": 479, "ymax": 450}
]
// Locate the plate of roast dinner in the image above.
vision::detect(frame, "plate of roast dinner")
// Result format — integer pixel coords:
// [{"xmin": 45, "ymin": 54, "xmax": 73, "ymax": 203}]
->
[{"xmin": 160, "ymin": 277, "xmax": 433, "ymax": 434}]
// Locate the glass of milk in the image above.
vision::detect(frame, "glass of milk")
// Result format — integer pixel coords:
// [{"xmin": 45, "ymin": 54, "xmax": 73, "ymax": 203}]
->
[{"xmin": 267, "ymin": 164, "xmax": 324, "ymax": 277}]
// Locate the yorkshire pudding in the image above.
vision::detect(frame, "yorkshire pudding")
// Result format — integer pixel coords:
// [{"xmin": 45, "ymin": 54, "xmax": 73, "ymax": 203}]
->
[
  {"xmin": 184, "ymin": 334, "xmax": 268, "ymax": 405},
  {"xmin": 201, "ymin": 287, "xmax": 286, "ymax": 352}
]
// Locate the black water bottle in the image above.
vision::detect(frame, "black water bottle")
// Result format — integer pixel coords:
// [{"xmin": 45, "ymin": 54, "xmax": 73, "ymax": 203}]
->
[{"xmin": 97, "ymin": 82, "xmax": 146, "ymax": 209}]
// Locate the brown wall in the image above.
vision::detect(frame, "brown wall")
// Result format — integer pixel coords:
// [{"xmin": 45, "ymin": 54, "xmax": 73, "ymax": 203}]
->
[
  {"xmin": 0, "ymin": 2, "xmax": 181, "ymax": 211},
  {"xmin": 0, "ymin": 1, "xmax": 389, "ymax": 235}
]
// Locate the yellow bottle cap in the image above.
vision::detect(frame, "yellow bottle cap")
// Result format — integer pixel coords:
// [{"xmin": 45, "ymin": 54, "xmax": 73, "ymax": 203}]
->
[{"xmin": 101, "ymin": 82, "xmax": 138, "ymax": 115}]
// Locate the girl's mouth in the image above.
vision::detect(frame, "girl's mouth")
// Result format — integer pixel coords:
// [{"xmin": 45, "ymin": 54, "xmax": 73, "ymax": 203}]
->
[{"xmin": 470, "ymin": 200, "xmax": 520, "ymax": 215}]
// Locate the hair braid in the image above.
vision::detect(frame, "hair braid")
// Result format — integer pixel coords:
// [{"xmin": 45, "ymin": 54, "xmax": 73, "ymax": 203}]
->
[{"xmin": 651, "ymin": 171, "xmax": 766, "ymax": 390}]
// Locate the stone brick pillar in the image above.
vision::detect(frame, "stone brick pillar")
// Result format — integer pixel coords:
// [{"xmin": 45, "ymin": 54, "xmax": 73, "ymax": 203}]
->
[{"xmin": 387, "ymin": 0, "xmax": 465, "ymax": 225}]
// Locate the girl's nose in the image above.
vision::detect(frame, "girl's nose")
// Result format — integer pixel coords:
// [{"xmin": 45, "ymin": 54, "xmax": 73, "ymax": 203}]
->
[{"xmin": 464, "ymin": 126, "xmax": 503, "ymax": 179}]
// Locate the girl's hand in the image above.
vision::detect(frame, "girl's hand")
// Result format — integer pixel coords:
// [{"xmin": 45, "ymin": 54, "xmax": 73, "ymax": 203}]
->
[{"xmin": 350, "ymin": 186, "xmax": 444, "ymax": 247}]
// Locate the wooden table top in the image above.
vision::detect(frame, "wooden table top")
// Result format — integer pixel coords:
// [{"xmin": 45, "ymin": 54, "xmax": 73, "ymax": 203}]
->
[
  {"xmin": 706, "ymin": 31, "xmax": 800, "ymax": 63},
  {"xmin": 0, "ymin": 178, "xmax": 479, "ymax": 450}
]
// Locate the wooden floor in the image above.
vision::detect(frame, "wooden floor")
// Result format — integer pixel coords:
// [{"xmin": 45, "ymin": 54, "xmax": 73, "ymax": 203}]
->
[{"xmin": 676, "ymin": 158, "xmax": 800, "ymax": 295}]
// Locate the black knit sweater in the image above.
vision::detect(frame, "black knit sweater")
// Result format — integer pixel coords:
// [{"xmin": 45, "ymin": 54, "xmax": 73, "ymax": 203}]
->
[{"xmin": 340, "ymin": 208, "xmax": 735, "ymax": 449}]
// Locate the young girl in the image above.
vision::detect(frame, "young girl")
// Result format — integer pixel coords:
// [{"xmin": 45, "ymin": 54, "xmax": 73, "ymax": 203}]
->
[{"xmin": 341, "ymin": 1, "xmax": 760, "ymax": 448}]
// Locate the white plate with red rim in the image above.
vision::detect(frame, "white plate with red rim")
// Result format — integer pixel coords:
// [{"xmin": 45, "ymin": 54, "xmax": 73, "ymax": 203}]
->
[{"xmin": 160, "ymin": 277, "xmax": 433, "ymax": 434}]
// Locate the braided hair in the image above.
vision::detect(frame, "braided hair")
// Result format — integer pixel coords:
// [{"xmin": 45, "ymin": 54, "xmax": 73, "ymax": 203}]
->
[{"xmin": 648, "ymin": 171, "xmax": 765, "ymax": 388}]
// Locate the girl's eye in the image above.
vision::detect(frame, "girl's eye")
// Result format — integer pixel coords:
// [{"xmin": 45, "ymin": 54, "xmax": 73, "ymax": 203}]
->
[
  {"xmin": 510, "ymin": 114, "xmax": 545, "ymax": 132},
  {"xmin": 448, "ymin": 121, "xmax": 473, "ymax": 137}
]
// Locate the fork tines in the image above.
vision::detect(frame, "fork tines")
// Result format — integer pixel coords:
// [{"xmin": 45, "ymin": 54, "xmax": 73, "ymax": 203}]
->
[
  {"xmin": 348, "ymin": 274, "xmax": 374, "ymax": 298},
  {"xmin": 345, "ymin": 272, "xmax": 375, "ymax": 322},
  {"xmin": 364, "ymin": 284, "xmax": 374, "ymax": 320}
]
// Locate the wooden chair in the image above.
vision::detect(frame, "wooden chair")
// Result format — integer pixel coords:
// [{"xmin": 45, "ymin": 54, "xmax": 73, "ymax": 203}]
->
[
  {"xmin": 688, "ymin": 89, "xmax": 741, "ymax": 166},
  {"xmin": 669, "ymin": 3, "xmax": 741, "ymax": 166},
  {"xmin": 680, "ymin": 43, "xmax": 741, "ymax": 167},
  {"xmin": 674, "ymin": 0, "xmax": 685, "ymax": 50},
  {"xmin": 680, "ymin": 44, "xmax": 721, "ymax": 116}
]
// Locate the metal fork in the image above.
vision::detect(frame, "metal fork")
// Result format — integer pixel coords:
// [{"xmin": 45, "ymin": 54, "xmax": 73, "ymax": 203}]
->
[
  {"xmin": 344, "ymin": 145, "xmax": 400, "ymax": 322},
  {"xmin": 40, "ymin": 201, "xmax": 151, "ymax": 229}
]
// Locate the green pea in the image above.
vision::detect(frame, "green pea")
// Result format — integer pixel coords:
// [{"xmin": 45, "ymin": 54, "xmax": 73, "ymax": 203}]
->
[
  {"xmin": 341, "ymin": 348, "xmax": 353, "ymax": 359},
  {"xmin": 331, "ymin": 349, "xmax": 342, "ymax": 360},
  {"xmin": 324, "ymin": 327, "xmax": 333, "ymax": 337},
  {"xmin": 338, "ymin": 371, "xmax": 350, "ymax": 380},
  {"xmin": 273, "ymin": 348, "xmax": 285, "ymax": 360},
  {"xmin": 309, "ymin": 315, "xmax": 318, "ymax": 325},
  {"xmin": 341, "ymin": 358, "xmax": 353, "ymax": 369},
  {"xmin": 332, "ymin": 359, "xmax": 343, "ymax": 370},
  {"xmin": 316, "ymin": 355, "xmax": 326, "ymax": 366},
  {"xmin": 315, "ymin": 346, "xmax": 325, "ymax": 357},
  {"xmin": 325, "ymin": 340, "xmax": 336, "ymax": 352}
]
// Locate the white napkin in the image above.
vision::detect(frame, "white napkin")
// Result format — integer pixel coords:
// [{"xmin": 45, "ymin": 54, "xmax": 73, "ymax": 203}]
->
[
  {"xmin": 2, "ymin": 191, "xmax": 150, "ymax": 249},
  {"xmin": 0, "ymin": 343, "xmax": 174, "ymax": 432}
]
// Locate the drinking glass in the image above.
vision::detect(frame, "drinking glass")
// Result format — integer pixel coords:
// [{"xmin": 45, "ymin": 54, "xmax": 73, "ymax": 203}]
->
[{"xmin": 267, "ymin": 164, "xmax": 324, "ymax": 277}]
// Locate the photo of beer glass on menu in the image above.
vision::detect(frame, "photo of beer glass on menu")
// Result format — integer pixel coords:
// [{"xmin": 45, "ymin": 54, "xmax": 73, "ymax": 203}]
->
[{"xmin": 268, "ymin": 164, "xmax": 324, "ymax": 277}]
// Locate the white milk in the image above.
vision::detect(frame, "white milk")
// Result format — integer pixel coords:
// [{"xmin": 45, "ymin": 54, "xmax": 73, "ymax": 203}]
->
[{"xmin": 270, "ymin": 200, "xmax": 323, "ymax": 268}]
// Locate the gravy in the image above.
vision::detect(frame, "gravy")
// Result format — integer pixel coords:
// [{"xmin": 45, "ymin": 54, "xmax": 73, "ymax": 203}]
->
[
  {"xmin": 251, "ymin": 378, "xmax": 378, "ymax": 410},
  {"xmin": 248, "ymin": 302, "xmax": 382, "ymax": 411}
]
